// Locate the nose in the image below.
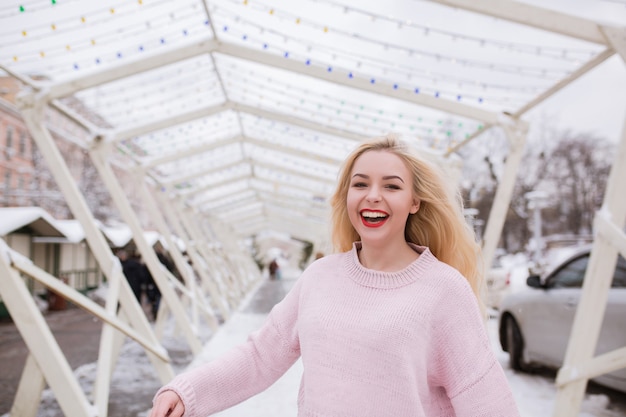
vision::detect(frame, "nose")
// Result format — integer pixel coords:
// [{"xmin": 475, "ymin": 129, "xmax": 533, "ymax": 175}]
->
[{"xmin": 366, "ymin": 186, "xmax": 382, "ymax": 202}]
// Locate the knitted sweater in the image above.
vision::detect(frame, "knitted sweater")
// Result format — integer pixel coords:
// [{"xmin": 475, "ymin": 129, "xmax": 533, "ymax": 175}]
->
[{"xmin": 156, "ymin": 243, "xmax": 520, "ymax": 416}]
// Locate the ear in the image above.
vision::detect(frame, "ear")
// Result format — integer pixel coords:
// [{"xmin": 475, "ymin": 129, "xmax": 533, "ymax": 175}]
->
[{"xmin": 410, "ymin": 199, "xmax": 420, "ymax": 214}]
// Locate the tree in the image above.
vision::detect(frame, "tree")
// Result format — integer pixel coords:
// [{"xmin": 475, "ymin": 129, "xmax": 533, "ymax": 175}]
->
[
  {"xmin": 459, "ymin": 124, "xmax": 613, "ymax": 254},
  {"xmin": 542, "ymin": 132, "xmax": 612, "ymax": 235}
]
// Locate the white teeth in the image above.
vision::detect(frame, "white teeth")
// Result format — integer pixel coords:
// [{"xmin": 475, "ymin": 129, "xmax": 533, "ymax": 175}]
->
[{"xmin": 361, "ymin": 211, "xmax": 387, "ymax": 218}]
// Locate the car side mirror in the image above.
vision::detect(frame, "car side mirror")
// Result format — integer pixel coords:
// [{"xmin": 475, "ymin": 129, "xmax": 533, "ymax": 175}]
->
[{"xmin": 526, "ymin": 275, "xmax": 542, "ymax": 288}]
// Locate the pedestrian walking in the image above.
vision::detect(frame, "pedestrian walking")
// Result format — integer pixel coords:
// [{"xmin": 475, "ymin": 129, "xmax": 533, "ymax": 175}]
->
[
  {"xmin": 149, "ymin": 134, "xmax": 520, "ymax": 416},
  {"xmin": 268, "ymin": 259, "xmax": 279, "ymax": 280},
  {"xmin": 118, "ymin": 249, "xmax": 144, "ymax": 304}
]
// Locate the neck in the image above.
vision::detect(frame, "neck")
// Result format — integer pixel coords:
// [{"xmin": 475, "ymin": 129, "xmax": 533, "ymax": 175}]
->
[{"xmin": 358, "ymin": 240, "xmax": 419, "ymax": 272}]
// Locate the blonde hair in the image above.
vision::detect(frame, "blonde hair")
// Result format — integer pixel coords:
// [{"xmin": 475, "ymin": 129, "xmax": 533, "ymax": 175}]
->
[{"xmin": 330, "ymin": 134, "xmax": 484, "ymax": 308}]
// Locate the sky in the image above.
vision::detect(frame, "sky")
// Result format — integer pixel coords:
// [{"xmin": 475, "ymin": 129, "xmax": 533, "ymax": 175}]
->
[
  {"xmin": 514, "ymin": 0, "xmax": 626, "ymax": 143},
  {"xmin": 525, "ymin": 54, "xmax": 626, "ymax": 143}
]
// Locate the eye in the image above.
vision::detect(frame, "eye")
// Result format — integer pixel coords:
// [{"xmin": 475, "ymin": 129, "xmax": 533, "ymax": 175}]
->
[
  {"xmin": 385, "ymin": 184, "xmax": 401, "ymax": 190},
  {"xmin": 352, "ymin": 182, "xmax": 368, "ymax": 188}
]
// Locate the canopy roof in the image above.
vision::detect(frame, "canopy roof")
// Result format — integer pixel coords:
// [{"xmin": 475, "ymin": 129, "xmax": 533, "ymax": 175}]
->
[
  {"xmin": 1, "ymin": 0, "xmax": 623, "ymax": 243},
  {"xmin": 0, "ymin": 207, "xmax": 66, "ymax": 237}
]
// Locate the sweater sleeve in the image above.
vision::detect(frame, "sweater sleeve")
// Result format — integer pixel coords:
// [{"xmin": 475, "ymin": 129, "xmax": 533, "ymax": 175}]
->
[
  {"xmin": 430, "ymin": 272, "xmax": 520, "ymax": 417},
  {"xmin": 154, "ymin": 279, "xmax": 303, "ymax": 417}
]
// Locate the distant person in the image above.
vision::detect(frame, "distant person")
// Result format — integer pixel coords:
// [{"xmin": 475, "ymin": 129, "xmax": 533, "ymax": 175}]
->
[
  {"xmin": 118, "ymin": 249, "xmax": 143, "ymax": 303},
  {"xmin": 149, "ymin": 134, "xmax": 520, "ymax": 417},
  {"xmin": 144, "ymin": 249, "xmax": 176, "ymax": 321},
  {"xmin": 268, "ymin": 259, "xmax": 279, "ymax": 280}
]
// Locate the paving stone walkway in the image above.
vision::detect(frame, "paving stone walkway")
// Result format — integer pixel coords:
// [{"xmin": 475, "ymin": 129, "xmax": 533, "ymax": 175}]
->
[{"xmin": 0, "ymin": 274, "xmax": 294, "ymax": 417}]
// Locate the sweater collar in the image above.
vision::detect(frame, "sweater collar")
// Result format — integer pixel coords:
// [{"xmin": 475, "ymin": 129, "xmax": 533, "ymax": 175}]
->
[{"xmin": 344, "ymin": 242, "xmax": 436, "ymax": 289}]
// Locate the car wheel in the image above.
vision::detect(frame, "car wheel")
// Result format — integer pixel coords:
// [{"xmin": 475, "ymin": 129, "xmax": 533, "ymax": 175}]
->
[{"xmin": 505, "ymin": 316, "xmax": 526, "ymax": 371}]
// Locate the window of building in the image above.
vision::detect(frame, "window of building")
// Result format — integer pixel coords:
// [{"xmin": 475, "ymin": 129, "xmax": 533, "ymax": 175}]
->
[
  {"xmin": 19, "ymin": 130, "xmax": 27, "ymax": 156},
  {"xmin": 6, "ymin": 125, "xmax": 13, "ymax": 149},
  {"xmin": 4, "ymin": 170, "xmax": 11, "ymax": 190},
  {"xmin": 4, "ymin": 125, "xmax": 14, "ymax": 160}
]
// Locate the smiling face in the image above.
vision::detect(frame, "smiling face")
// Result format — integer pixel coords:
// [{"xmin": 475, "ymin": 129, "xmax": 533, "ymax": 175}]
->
[{"xmin": 347, "ymin": 150, "xmax": 420, "ymax": 248}]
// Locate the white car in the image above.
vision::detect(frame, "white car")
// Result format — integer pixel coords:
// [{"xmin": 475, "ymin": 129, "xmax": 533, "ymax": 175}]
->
[{"xmin": 498, "ymin": 245, "xmax": 626, "ymax": 393}]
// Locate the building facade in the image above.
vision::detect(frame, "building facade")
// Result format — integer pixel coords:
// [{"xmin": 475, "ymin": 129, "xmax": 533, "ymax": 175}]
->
[{"xmin": 0, "ymin": 76, "xmax": 150, "ymax": 226}]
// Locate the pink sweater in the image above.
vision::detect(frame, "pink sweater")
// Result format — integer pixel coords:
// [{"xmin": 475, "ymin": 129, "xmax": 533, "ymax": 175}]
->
[{"xmin": 156, "ymin": 243, "xmax": 520, "ymax": 416}]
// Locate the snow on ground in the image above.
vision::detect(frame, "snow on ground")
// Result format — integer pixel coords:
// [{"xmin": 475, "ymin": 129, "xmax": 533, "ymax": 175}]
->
[{"xmin": 9, "ymin": 263, "xmax": 626, "ymax": 417}]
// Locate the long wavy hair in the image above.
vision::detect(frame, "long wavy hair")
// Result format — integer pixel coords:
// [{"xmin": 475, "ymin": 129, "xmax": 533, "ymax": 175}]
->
[{"xmin": 330, "ymin": 134, "xmax": 484, "ymax": 308}]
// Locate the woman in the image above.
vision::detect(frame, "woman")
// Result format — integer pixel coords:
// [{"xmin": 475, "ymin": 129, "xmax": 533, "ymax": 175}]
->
[{"xmin": 150, "ymin": 134, "xmax": 519, "ymax": 416}]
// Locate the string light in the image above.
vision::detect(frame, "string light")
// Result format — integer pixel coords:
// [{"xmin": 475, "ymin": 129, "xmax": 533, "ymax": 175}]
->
[
  {"xmin": 3, "ymin": 0, "xmax": 594, "ymax": 154},
  {"xmin": 214, "ymin": 6, "xmax": 570, "ymax": 99},
  {"xmin": 0, "ymin": 9, "xmax": 208, "ymax": 75},
  {"xmin": 224, "ymin": 63, "xmax": 481, "ymax": 146},
  {"xmin": 4, "ymin": 0, "xmax": 207, "ymax": 68},
  {"xmin": 216, "ymin": 0, "xmax": 597, "ymax": 71},
  {"xmin": 240, "ymin": 26, "xmax": 492, "ymax": 102},
  {"xmin": 307, "ymin": 0, "xmax": 597, "ymax": 61}
]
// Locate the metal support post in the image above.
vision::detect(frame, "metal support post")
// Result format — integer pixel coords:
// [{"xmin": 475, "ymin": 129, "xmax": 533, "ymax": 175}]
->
[
  {"xmin": 153, "ymin": 187, "xmax": 228, "ymax": 321},
  {"xmin": 480, "ymin": 115, "xmax": 528, "ymax": 282},
  {"xmin": 552, "ymin": 24, "xmax": 626, "ymax": 416},
  {"xmin": 88, "ymin": 136, "xmax": 203, "ymax": 354},
  {"xmin": 138, "ymin": 174, "xmax": 220, "ymax": 331},
  {"xmin": 0, "ymin": 245, "xmax": 96, "ymax": 417},
  {"xmin": 16, "ymin": 89, "xmax": 174, "ymax": 417}
]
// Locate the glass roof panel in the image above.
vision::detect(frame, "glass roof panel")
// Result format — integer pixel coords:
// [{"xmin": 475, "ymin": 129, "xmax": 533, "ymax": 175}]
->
[
  {"xmin": 119, "ymin": 111, "xmax": 239, "ymax": 159},
  {"xmin": 75, "ymin": 55, "xmax": 224, "ymax": 129},
  {"xmin": 1, "ymin": 0, "xmax": 621, "ymax": 241},
  {"xmin": 1, "ymin": 0, "xmax": 213, "ymax": 80},
  {"xmin": 210, "ymin": 0, "xmax": 605, "ymax": 116}
]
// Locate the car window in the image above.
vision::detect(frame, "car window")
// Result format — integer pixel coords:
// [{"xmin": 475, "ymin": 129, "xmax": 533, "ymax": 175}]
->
[
  {"xmin": 547, "ymin": 255, "xmax": 588, "ymax": 289},
  {"xmin": 612, "ymin": 255, "xmax": 626, "ymax": 288},
  {"xmin": 547, "ymin": 252, "xmax": 626, "ymax": 289}
]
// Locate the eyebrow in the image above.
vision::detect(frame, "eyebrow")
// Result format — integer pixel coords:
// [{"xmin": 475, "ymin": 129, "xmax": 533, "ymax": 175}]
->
[{"xmin": 352, "ymin": 173, "xmax": 405, "ymax": 183}]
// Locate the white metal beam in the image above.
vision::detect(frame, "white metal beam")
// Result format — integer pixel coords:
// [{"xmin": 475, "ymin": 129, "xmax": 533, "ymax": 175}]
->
[
  {"xmin": 44, "ymin": 38, "xmax": 219, "ymax": 100},
  {"xmin": 513, "ymin": 48, "xmax": 615, "ymax": 118},
  {"xmin": 114, "ymin": 101, "xmax": 233, "ymax": 142},
  {"xmin": 174, "ymin": 203, "xmax": 235, "ymax": 318},
  {"xmin": 143, "ymin": 135, "xmax": 241, "ymax": 171},
  {"xmin": 11, "ymin": 354, "xmax": 46, "ymax": 417},
  {"xmin": 175, "ymin": 161, "xmax": 250, "ymax": 197},
  {"xmin": 164, "ymin": 159, "xmax": 248, "ymax": 189},
  {"xmin": 222, "ymin": 200, "xmax": 328, "ymax": 233},
  {"xmin": 480, "ymin": 116, "xmax": 529, "ymax": 280},
  {"xmin": 151, "ymin": 135, "xmax": 338, "ymax": 192},
  {"xmin": 136, "ymin": 172, "xmax": 220, "ymax": 332},
  {"xmin": 252, "ymin": 160, "xmax": 336, "ymax": 186},
  {"xmin": 552, "ymin": 25, "xmax": 626, "ymax": 417},
  {"xmin": 218, "ymin": 44, "xmax": 500, "ymax": 124},
  {"xmin": 243, "ymin": 134, "xmax": 344, "ymax": 165},
  {"xmin": 0, "ymin": 243, "xmax": 96, "ymax": 417},
  {"xmin": 429, "ymin": 0, "xmax": 611, "ymax": 45},
  {"xmin": 189, "ymin": 184, "xmax": 257, "ymax": 211},
  {"xmin": 232, "ymin": 101, "xmax": 367, "ymax": 142},
  {"xmin": 195, "ymin": 175, "xmax": 330, "ymax": 213},
  {"xmin": 89, "ymin": 137, "xmax": 204, "ymax": 354},
  {"xmin": 17, "ymin": 90, "xmax": 175, "ymax": 417}
]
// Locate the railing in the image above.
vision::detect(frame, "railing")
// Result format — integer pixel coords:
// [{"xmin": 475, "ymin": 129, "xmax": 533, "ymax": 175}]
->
[{"xmin": 59, "ymin": 268, "xmax": 102, "ymax": 293}]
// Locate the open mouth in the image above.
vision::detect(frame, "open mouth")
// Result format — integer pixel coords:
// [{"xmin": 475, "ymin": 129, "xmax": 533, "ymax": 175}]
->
[{"xmin": 360, "ymin": 210, "xmax": 389, "ymax": 227}]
